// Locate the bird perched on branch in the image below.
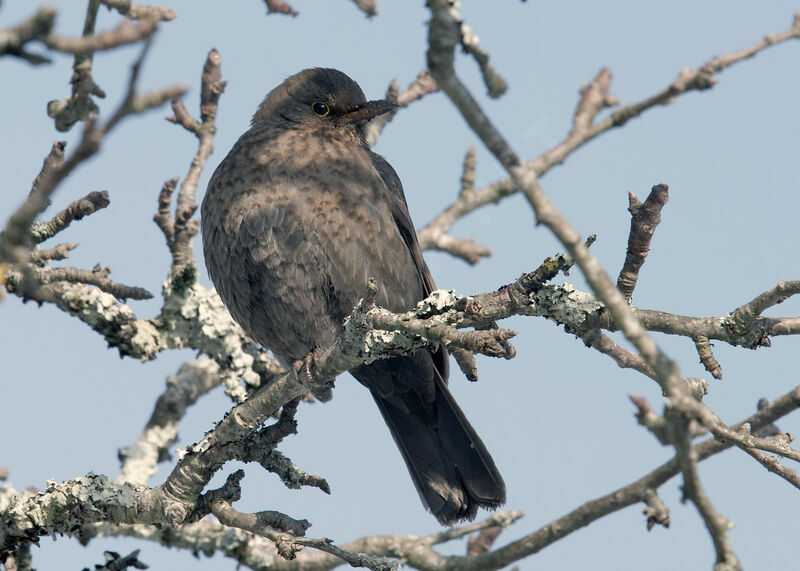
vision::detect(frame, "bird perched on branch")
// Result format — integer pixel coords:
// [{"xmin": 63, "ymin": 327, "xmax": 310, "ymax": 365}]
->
[{"xmin": 201, "ymin": 68, "xmax": 505, "ymax": 525}]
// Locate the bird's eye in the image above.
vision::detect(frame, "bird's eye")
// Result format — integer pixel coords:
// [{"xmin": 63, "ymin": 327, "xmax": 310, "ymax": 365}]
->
[{"xmin": 311, "ymin": 102, "xmax": 330, "ymax": 117}]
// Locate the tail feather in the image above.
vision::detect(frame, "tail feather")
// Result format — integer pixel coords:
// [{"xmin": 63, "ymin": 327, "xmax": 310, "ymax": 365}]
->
[{"xmin": 372, "ymin": 374, "xmax": 506, "ymax": 525}]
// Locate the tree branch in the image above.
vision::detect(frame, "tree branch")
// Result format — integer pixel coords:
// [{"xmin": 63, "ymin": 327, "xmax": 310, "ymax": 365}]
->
[
  {"xmin": 616, "ymin": 184, "xmax": 669, "ymax": 302},
  {"xmin": 417, "ymin": 12, "xmax": 800, "ymax": 261}
]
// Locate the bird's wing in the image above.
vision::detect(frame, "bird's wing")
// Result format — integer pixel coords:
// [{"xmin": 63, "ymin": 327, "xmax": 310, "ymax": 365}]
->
[
  {"xmin": 370, "ymin": 152, "xmax": 436, "ymax": 297},
  {"xmin": 369, "ymin": 151, "xmax": 449, "ymax": 382}
]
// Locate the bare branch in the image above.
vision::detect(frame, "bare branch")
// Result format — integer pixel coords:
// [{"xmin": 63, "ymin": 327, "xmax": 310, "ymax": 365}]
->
[
  {"xmin": 642, "ymin": 488, "xmax": 670, "ymax": 531},
  {"xmin": 418, "ymin": 12, "xmax": 800, "ymax": 245},
  {"xmin": 1, "ymin": 41, "xmax": 183, "ymax": 265},
  {"xmin": 738, "ymin": 445, "xmax": 800, "ymax": 490},
  {"xmin": 152, "ymin": 177, "xmax": 177, "ymax": 243},
  {"xmin": 30, "ymin": 190, "xmax": 110, "ymax": 244},
  {"xmin": 263, "ymin": 0, "xmax": 298, "ymax": 17},
  {"xmin": 166, "ymin": 98, "xmax": 198, "ymax": 132},
  {"xmin": 239, "ymin": 442, "xmax": 331, "ymax": 494},
  {"xmin": 694, "ymin": 335, "xmax": 722, "ymax": 380},
  {"xmin": 447, "ymin": 385, "xmax": 800, "ymax": 569},
  {"xmin": 671, "ymin": 416, "xmax": 740, "ymax": 570},
  {"xmin": 30, "ymin": 242, "xmax": 78, "ymax": 263},
  {"xmin": 616, "ymin": 184, "xmax": 669, "ymax": 302},
  {"xmin": 5, "ymin": 264, "xmax": 153, "ymax": 301},
  {"xmin": 351, "ymin": 0, "xmax": 377, "ymax": 18},
  {"xmin": 47, "ymin": 0, "xmax": 105, "ymax": 132},
  {"xmin": 364, "ymin": 70, "xmax": 438, "ymax": 146},
  {"xmin": 0, "ymin": 141, "xmax": 67, "ymax": 264},
  {"xmin": 565, "ymin": 280, "xmax": 800, "ymax": 351},
  {"xmin": 708, "ymin": 422, "xmax": 800, "ymax": 478},
  {"xmin": 425, "ymin": 6, "xmax": 743, "ymax": 566},
  {"xmin": 450, "ymin": 345, "xmax": 478, "ymax": 381},
  {"xmin": 162, "ymin": 49, "xmax": 226, "ymax": 269},
  {"xmin": 629, "ymin": 394, "xmax": 669, "ymax": 445},
  {"xmin": 103, "ymin": 39, "xmax": 188, "ymax": 134},
  {"xmin": 44, "ymin": 17, "xmax": 159, "ymax": 56},
  {"xmin": 467, "ymin": 525, "xmax": 503, "ymax": 556},
  {"xmin": 99, "ymin": 0, "xmax": 177, "ymax": 21},
  {"xmin": 88, "ymin": 549, "xmax": 148, "ymax": 571},
  {"xmin": 442, "ymin": 1, "xmax": 507, "ymax": 98},
  {"xmin": 213, "ymin": 500, "xmax": 310, "ymax": 538},
  {"xmin": 581, "ymin": 328, "xmax": 656, "ymax": 379},
  {"xmin": 416, "ymin": 147, "xmax": 493, "ymax": 264},
  {"xmin": 0, "ymin": 5, "xmax": 56, "ymax": 64},
  {"xmin": 428, "ymin": 0, "xmax": 683, "ymax": 399}
]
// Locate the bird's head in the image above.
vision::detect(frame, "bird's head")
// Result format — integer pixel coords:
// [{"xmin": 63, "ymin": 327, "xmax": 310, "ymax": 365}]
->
[{"xmin": 252, "ymin": 68, "xmax": 397, "ymax": 138}]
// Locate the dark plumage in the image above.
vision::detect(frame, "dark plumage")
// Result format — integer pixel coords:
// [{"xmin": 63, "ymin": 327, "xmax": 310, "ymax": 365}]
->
[{"xmin": 201, "ymin": 68, "xmax": 505, "ymax": 525}]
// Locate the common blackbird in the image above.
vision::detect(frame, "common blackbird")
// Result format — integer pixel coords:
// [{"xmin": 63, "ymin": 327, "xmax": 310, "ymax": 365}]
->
[{"xmin": 201, "ymin": 68, "xmax": 505, "ymax": 525}]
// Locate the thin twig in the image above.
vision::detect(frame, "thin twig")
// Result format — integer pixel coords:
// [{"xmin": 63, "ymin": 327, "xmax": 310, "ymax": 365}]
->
[
  {"xmin": 0, "ymin": 5, "xmax": 56, "ymax": 64},
  {"xmin": 351, "ymin": 0, "xmax": 377, "ymax": 17},
  {"xmin": 44, "ymin": 17, "xmax": 158, "ymax": 55},
  {"xmin": 30, "ymin": 190, "xmax": 110, "ymax": 243},
  {"xmin": 99, "ymin": 0, "xmax": 177, "ymax": 21},
  {"xmin": 694, "ymin": 334, "xmax": 723, "ymax": 380},
  {"xmin": 364, "ymin": 70, "xmax": 438, "ymax": 146},
  {"xmin": 263, "ymin": 0, "xmax": 298, "ymax": 16},
  {"xmin": 418, "ymin": 13, "xmax": 800, "ymax": 256},
  {"xmin": 616, "ymin": 184, "xmax": 669, "ymax": 302},
  {"xmin": 671, "ymin": 416, "xmax": 740, "ymax": 570}
]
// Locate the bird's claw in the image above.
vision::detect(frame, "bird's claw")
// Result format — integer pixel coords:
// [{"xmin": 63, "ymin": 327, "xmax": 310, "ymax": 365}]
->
[
  {"xmin": 293, "ymin": 350, "xmax": 317, "ymax": 385},
  {"xmin": 293, "ymin": 348, "xmax": 332, "ymax": 395}
]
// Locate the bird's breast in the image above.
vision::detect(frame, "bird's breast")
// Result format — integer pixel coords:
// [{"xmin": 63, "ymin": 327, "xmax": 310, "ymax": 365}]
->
[{"xmin": 202, "ymin": 127, "xmax": 418, "ymax": 363}]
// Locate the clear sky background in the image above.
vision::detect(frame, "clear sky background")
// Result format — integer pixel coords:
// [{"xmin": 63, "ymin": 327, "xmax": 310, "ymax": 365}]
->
[{"xmin": 2, "ymin": 1, "xmax": 799, "ymax": 570}]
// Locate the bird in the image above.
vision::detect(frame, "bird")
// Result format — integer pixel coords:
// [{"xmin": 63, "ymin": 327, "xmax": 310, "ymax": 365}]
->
[{"xmin": 201, "ymin": 68, "xmax": 505, "ymax": 525}]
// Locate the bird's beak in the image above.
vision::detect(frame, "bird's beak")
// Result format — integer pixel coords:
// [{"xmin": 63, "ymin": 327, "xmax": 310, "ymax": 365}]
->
[{"xmin": 338, "ymin": 100, "xmax": 398, "ymax": 124}]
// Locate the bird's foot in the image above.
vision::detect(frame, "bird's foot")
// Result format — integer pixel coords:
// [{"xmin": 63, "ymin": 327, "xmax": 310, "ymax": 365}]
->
[
  {"xmin": 293, "ymin": 349, "xmax": 319, "ymax": 385},
  {"xmin": 293, "ymin": 348, "xmax": 334, "ymax": 401}
]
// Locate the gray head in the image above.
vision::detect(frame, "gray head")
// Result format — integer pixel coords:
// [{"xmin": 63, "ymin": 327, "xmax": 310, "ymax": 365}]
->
[{"xmin": 252, "ymin": 68, "xmax": 396, "ymax": 134}]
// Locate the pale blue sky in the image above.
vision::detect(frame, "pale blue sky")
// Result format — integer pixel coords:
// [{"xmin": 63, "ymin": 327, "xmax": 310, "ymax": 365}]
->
[{"xmin": 2, "ymin": 1, "xmax": 799, "ymax": 569}]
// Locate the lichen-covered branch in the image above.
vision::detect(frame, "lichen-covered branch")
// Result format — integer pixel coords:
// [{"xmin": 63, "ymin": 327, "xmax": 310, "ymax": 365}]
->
[
  {"xmin": 4, "ymin": 264, "xmax": 152, "ymax": 301},
  {"xmin": 4, "ymin": 3, "xmax": 800, "ymax": 569},
  {"xmin": 117, "ymin": 357, "xmax": 222, "ymax": 487},
  {"xmin": 77, "ymin": 509, "xmax": 523, "ymax": 570},
  {"xmin": 8, "ymin": 383, "xmax": 796, "ymax": 569}
]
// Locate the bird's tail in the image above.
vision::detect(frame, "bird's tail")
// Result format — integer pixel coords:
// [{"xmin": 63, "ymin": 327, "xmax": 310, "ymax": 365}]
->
[{"xmin": 372, "ymin": 374, "xmax": 506, "ymax": 525}]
